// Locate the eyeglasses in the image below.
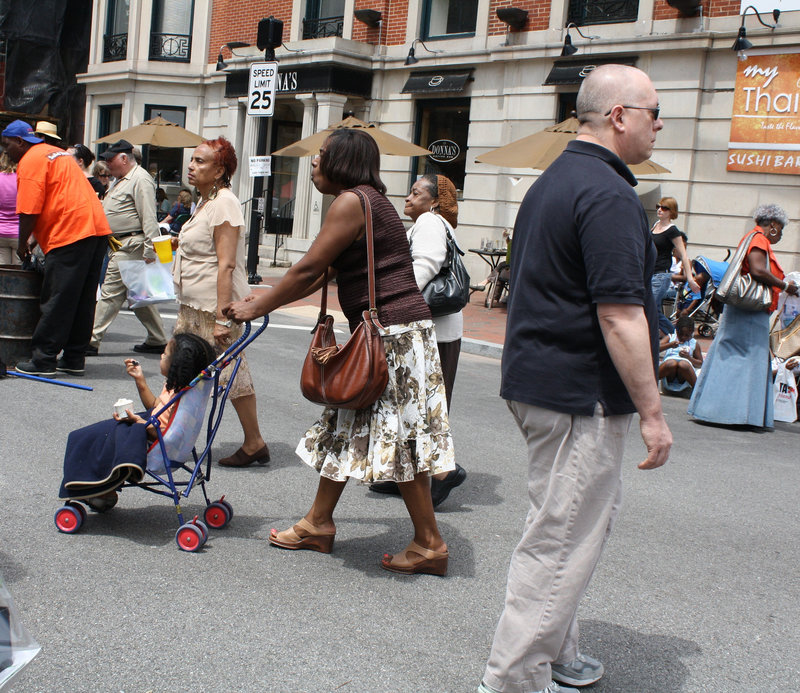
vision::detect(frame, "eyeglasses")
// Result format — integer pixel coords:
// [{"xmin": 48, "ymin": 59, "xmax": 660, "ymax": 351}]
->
[
  {"xmin": 98, "ymin": 174, "xmax": 110, "ymax": 178},
  {"xmin": 656, "ymin": 204, "xmax": 670, "ymax": 211},
  {"xmin": 604, "ymin": 105, "xmax": 661, "ymax": 121}
]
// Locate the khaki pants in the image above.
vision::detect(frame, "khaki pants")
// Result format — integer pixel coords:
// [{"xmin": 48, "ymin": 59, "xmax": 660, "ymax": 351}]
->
[
  {"xmin": 0, "ymin": 236, "xmax": 20, "ymax": 265},
  {"xmin": 91, "ymin": 234, "xmax": 167, "ymax": 349},
  {"xmin": 483, "ymin": 401, "xmax": 631, "ymax": 693}
]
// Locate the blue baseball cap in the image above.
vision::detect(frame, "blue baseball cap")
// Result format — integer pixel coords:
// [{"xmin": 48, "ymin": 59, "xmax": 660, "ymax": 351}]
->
[{"xmin": 2, "ymin": 119, "xmax": 43, "ymax": 144}]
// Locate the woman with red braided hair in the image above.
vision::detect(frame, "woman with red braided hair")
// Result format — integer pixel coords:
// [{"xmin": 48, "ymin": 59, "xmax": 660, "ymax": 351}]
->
[{"xmin": 173, "ymin": 136, "xmax": 269, "ymax": 466}]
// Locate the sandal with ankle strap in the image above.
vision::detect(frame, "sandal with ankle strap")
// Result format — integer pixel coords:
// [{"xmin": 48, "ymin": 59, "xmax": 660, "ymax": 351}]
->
[
  {"xmin": 269, "ymin": 517, "xmax": 335, "ymax": 553},
  {"xmin": 381, "ymin": 540, "xmax": 448, "ymax": 576}
]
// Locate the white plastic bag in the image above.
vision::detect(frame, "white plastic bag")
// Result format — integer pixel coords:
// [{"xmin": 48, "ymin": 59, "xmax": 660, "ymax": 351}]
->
[
  {"xmin": 777, "ymin": 271, "xmax": 800, "ymax": 328},
  {"xmin": 0, "ymin": 573, "xmax": 41, "ymax": 687},
  {"xmin": 118, "ymin": 260, "xmax": 176, "ymax": 309},
  {"xmin": 773, "ymin": 363, "xmax": 798, "ymax": 423}
]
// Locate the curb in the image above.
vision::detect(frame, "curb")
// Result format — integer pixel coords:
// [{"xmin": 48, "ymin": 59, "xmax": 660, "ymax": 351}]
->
[{"xmin": 462, "ymin": 337, "xmax": 503, "ymax": 360}]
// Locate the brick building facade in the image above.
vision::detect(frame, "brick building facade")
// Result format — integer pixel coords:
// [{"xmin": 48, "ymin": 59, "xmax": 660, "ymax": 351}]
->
[{"xmin": 79, "ymin": 0, "xmax": 800, "ymax": 277}]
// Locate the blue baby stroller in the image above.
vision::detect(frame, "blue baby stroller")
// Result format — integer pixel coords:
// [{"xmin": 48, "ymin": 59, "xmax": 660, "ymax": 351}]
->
[
  {"xmin": 668, "ymin": 254, "xmax": 729, "ymax": 337},
  {"xmin": 53, "ymin": 320, "xmax": 268, "ymax": 552}
]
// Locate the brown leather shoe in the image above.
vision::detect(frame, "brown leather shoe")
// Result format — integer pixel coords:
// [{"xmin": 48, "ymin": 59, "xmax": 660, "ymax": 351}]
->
[{"xmin": 218, "ymin": 444, "xmax": 270, "ymax": 467}]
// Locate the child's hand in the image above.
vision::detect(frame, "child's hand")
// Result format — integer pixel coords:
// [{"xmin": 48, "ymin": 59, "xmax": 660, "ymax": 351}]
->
[
  {"xmin": 787, "ymin": 357, "xmax": 799, "ymax": 370},
  {"xmin": 124, "ymin": 358, "xmax": 143, "ymax": 379},
  {"xmin": 114, "ymin": 409, "xmax": 147, "ymax": 425}
]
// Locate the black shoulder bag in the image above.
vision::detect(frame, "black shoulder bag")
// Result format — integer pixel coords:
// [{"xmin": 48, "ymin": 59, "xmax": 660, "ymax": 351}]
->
[{"xmin": 421, "ymin": 220, "xmax": 471, "ymax": 317}]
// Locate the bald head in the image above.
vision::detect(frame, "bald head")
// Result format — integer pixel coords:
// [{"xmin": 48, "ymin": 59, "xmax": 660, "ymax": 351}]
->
[
  {"xmin": 575, "ymin": 64, "xmax": 662, "ymax": 165},
  {"xmin": 577, "ymin": 65, "xmax": 654, "ymax": 125}
]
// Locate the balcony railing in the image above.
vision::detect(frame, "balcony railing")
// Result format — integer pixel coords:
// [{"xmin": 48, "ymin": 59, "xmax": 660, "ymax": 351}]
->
[
  {"xmin": 149, "ymin": 33, "xmax": 192, "ymax": 62},
  {"xmin": 103, "ymin": 33, "xmax": 128, "ymax": 62},
  {"xmin": 302, "ymin": 15, "xmax": 344, "ymax": 39},
  {"xmin": 567, "ymin": 0, "xmax": 638, "ymax": 25}
]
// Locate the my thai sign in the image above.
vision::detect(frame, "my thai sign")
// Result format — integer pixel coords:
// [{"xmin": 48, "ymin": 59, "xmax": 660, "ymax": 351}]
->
[{"xmin": 728, "ymin": 48, "xmax": 800, "ymax": 175}]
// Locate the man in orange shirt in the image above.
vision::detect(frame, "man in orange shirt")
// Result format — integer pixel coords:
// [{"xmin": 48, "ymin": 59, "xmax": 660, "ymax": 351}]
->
[{"xmin": 2, "ymin": 119, "xmax": 110, "ymax": 377}]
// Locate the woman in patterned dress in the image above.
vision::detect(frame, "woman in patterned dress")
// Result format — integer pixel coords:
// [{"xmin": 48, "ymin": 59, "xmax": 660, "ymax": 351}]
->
[{"xmin": 225, "ymin": 129, "xmax": 454, "ymax": 576}]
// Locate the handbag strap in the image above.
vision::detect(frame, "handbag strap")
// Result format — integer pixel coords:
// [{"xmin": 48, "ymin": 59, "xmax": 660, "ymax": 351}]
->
[{"xmin": 317, "ymin": 187, "xmax": 378, "ymax": 319}]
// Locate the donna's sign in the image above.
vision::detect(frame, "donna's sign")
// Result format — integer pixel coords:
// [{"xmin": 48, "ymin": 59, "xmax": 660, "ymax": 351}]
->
[{"xmin": 427, "ymin": 139, "xmax": 460, "ymax": 163}]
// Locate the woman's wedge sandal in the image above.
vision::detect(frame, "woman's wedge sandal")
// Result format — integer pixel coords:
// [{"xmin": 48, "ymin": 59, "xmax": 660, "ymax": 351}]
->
[
  {"xmin": 268, "ymin": 517, "xmax": 335, "ymax": 553},
  {"xmin": 381, "ymin": 541, "xmax": 448, "ymax": 576}
]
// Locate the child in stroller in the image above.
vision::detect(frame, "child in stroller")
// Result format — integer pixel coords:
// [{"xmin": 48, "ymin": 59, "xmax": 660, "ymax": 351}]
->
[
  {"xmin": 659, "ymin": 315, "xmax": 704, "ymax": 394},
  {"xmin": 58, "ymin": 333, "xmax": 215, "ymax": 512},
  {"xmin": 669, "ymin": 254, "xmax": 729, "ymax": 337}
]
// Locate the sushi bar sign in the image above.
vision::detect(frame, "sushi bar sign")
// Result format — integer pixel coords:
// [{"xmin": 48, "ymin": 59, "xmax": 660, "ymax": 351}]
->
[{"xmin": 728, "ymin": 48, "xmax": 800, "ymax": 175}]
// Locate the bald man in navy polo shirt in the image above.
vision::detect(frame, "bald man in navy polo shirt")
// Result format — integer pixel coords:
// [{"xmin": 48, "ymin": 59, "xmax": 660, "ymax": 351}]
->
[{"xmin": 479, "ymin": 65, "xmax": 673, "ymax": 693}]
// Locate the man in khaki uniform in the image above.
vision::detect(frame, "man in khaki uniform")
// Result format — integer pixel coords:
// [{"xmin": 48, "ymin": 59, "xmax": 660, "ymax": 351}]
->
[{"xmin": 87, "ymin": 139, "xmax": 168, "ymax": 355}]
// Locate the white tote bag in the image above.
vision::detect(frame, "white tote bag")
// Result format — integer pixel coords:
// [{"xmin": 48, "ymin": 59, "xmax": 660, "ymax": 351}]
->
[{"xmin": 773, "ymin": 363, "xmax": 798, "ymax": 423}]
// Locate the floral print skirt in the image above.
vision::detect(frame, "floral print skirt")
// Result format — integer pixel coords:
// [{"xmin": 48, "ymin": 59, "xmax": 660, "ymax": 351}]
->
[
  {"xmin": 174, "ymin": 304, "xmax": 255, "ymax": 400},
  {"xmin": 296, "ymin": 320, "xmax": 455, "ymax": 483}
]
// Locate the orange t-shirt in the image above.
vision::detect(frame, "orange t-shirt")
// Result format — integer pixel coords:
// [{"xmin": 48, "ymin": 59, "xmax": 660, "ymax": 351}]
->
[
  {"xmin": 741, "ymin": 227, "xmax": 784, "ymax": 312},
  {"xmin": 15, "ymin": 143, "xmax": 110, "ymax": 253}
]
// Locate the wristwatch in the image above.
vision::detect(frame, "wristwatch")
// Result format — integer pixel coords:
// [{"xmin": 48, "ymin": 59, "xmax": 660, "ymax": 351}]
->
[{"xmin": 215, "ymin": 319, "xmax": 232, "ymax": 328}]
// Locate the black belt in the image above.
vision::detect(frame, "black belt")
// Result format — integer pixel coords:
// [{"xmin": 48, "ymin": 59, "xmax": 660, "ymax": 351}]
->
[{"xmin": 114, "ymin": 231, "xmax": 144, "ymax": 239}]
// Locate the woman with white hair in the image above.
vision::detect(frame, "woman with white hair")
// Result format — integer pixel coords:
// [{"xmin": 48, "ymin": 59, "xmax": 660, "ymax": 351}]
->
[{"xmin": 689, "ymin": 204, "xmax": 798, "ymax": 429}]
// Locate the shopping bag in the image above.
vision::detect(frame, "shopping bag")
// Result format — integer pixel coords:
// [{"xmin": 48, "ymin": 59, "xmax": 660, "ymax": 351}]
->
[
  {"xmin": 0, "ymin": 573, "xmax": 41, "ymax": 687},
  {"xmin": 118, "ymin": 260, "xmax": 176, "ymax": 309},
  {"xmin": 773, "ymin": 363, "xmax": 798, "ymax": 423}
]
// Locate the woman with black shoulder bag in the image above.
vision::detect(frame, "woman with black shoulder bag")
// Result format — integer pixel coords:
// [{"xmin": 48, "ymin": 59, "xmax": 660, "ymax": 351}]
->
[{"xmin": 370, "ymin": 173, "xmax": 467, "ymax": 507}]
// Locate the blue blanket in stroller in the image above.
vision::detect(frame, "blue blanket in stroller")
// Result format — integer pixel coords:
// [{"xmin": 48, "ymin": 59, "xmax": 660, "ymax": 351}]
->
[{"xmin": 59, "ymin": 419, "xmax": 148, "ymax": 499}]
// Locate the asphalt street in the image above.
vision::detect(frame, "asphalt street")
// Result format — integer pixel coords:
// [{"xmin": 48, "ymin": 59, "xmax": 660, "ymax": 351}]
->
[{"xmin": 1, "ymin": 308, "xmax": 798, "ymax": 692}]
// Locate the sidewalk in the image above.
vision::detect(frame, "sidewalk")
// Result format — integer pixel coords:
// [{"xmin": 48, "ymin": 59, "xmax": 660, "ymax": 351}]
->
[{"xmin": 253, "ymin": 266, "xmax": 507, "ymax": 359}]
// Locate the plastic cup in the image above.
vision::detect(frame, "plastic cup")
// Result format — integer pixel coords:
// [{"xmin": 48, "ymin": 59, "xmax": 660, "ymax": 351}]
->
[
  {"xmin": 113, "ymin": 398, "xmax": 133, "ymax": 418},
  {"xmin": 153, "ymin": 235, "xmax": 173, "ymax": 264}
]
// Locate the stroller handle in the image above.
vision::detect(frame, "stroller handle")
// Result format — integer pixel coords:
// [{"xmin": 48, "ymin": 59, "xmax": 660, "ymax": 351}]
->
[{"xmin": 190, "ymin": 318, "xmax": 269, "ymax": 387}]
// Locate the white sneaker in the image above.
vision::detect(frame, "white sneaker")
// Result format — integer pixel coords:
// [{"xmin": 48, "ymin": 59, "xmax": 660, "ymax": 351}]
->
[{"xmin": 552, "ymin": 653, "xmax": 605, "ymax": 686}]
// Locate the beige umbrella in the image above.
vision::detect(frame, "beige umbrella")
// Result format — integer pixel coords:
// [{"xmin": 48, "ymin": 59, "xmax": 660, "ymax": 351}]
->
[
  {"xmin": 271, "ymin": 116, "xmax": 431, "ymax": 157},
  {"xmin": 475, "ymin": 117, "xmax": 670, "ymax": 175},
  {"xmin": 94, "ymin": 116, "xmax": 203, "ymax": 148}
]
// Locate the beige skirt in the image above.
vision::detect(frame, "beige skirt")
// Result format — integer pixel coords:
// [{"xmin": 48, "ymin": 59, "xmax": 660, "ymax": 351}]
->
[
  {"xmin": 174, "ymin": 304, "xmax": 255, "ymax": 400},
  {"xmin": 296, "ymin": 320, "xmax": 455, "ymax": 483}
]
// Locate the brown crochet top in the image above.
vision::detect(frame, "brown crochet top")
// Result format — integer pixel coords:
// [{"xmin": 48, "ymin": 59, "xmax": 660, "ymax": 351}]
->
[{"xmin": 332, "ymin": 185, "xmax": 431, "ymax": 332}]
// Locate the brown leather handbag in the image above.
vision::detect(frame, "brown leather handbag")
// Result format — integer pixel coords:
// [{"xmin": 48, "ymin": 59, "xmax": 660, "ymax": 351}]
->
[{"xmin": 300, "ymin": 188, "xmax": 389, "ymax": 410}]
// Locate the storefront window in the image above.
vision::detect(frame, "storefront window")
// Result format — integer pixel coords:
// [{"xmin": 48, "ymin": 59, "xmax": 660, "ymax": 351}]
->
[
  {"xmin": 412, "ymin": 98, "xmax": 470, "ymax": 194},
  {"xmin": 143, "ymin": 105, "xmax": 186, "ymax": 183},
  {"xmin": 268, "ymin": 121, "xmax": 302, "ymax": 237},
  {"xmin": 422, "ymin": 0, "xmax": 478, "ymax": 40},
  {"xmin": 97, "ymin": 104, "xmax": 122, "ymax": 157}
]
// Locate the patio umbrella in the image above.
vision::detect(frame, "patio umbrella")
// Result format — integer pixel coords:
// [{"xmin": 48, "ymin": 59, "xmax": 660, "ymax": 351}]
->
[
  {"xmin": 94, "ymin": 116, "xmax": 203, "ymax": 148},
  {"xmin": 475, "ymin": 117, "xmax": 670, "ymax": 175},
  {"xmin": 271, "ymin": 116, "xmax": 431, "ymax": 157}
]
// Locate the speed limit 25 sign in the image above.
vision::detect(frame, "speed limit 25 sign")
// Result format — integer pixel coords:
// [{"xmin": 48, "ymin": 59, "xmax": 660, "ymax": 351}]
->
[{"xmin": 247, "ymin": 62, "xmax": 278, "ymax": 117}]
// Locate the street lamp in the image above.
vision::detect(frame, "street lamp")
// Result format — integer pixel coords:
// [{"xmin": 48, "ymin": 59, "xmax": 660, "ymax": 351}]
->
[
  {"xmin": 732, "ymin": 6, "xmax": 780, "ymax": 60},
  {"xmin": 215, "ymin": 42, "xmax": 250, "ymax": 71}
]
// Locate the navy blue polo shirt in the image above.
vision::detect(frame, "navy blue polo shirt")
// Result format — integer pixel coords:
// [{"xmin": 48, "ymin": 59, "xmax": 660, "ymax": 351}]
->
[{"xmin": 501, "ymin": 140, "xmax": 658, "ymax": 416}]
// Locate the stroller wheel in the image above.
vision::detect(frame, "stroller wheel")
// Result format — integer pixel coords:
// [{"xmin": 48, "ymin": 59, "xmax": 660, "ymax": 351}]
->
[
  {"xmin": 67, "ymin": 501, "xmax": 88, "ymax": 524},
  {"xmin": 193, "ymin": 519, "xmax": 209, "ymax": 544},
  {"xmin": 176, "ymin": 524, "xmax": 204, "ymax": 552},
  {"xmin": 698, "ymin": 323, "xmax": 714, "ymax": 337},
  {"xmin": 219, "ymin": 498, "xmax": 234, "ymax": 520},
  {"xmin": 204, "ymin": 502, "xmax": 231, "ymax": 529},
  {"xmin": 54, "ymin": 505, "xmax": 83, "ymax": 534}
]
